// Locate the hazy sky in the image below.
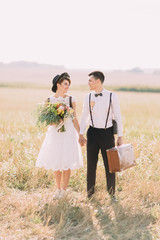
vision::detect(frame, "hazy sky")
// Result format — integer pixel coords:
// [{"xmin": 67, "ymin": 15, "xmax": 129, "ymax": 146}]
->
[{"xmin": 0, "ymin": 0, "xmax": 160, "ymax": 70}]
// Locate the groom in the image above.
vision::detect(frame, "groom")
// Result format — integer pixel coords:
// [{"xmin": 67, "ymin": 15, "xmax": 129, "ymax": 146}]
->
[{"xmin": 79, "ymin": 71, "xmax": 123, "ymax": 200}]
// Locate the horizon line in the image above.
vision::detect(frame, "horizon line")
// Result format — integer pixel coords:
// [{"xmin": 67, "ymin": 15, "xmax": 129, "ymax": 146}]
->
[{"xmin": 0, "ymin": 60, "xmax": 160, "ymax": 72}]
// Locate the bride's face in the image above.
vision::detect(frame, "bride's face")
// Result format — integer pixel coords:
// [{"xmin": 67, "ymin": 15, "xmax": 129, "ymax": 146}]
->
[{"xmin": 57, "ymin": 79, "xmax": 70, "ymax": 93}]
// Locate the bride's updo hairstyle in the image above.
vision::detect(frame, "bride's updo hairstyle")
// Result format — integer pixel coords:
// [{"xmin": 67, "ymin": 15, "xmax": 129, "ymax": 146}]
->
[{"xmin": 51, "ymin": 72, "xmax": 71, "ymax": 92}]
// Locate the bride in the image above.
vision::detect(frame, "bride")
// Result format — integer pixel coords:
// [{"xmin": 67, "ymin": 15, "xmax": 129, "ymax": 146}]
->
[{"xmin": 36, "ymin": 72, "xmax": 83, "ymax": 199}]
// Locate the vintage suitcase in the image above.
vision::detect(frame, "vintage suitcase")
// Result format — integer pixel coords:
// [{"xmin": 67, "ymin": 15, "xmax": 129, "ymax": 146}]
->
[{"xmin": 106, "ymin": 144, "xmax": 136, "ymax": 173}]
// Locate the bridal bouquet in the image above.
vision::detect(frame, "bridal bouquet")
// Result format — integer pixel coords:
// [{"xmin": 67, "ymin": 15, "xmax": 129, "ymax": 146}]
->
[{"xmin": 36, "ymin": 102, "xmax": 74, "ymax": 132}]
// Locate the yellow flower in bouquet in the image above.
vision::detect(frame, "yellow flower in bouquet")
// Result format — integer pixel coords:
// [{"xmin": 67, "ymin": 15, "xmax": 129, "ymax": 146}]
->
[{"xmin": 57, "ymin": 105, "xmax": 65, "ymax": 116}]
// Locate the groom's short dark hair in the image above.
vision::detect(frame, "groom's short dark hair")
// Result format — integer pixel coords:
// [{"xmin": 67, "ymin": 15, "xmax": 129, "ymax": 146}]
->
[{"xmin": 88, "ymin": 71, "xmax": 105, "ymax": 83}]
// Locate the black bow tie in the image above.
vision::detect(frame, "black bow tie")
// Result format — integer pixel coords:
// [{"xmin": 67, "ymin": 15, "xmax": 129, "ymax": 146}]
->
[{"xmin": 95, "ymin": 93, "xmax": 103, "ymax": 97}]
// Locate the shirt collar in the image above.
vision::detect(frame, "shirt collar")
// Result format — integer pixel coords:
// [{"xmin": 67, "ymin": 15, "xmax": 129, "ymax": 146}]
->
[{"xmin": 93, "ymin": 88, "xmax": 105, "ymax": 94}]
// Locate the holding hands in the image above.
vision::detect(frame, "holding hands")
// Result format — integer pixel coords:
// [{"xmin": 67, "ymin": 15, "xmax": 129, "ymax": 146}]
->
[{"xmin": 79, "ymin": 134, "xmax": 87, "ymax": 146}]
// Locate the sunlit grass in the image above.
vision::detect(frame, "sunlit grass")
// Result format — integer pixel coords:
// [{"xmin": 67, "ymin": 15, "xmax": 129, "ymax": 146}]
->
[{"xmin": 0, "ymin": 87, "xmax": 160, "ymax": 239}]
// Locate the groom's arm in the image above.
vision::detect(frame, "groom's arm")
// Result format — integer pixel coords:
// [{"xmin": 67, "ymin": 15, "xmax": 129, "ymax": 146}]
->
[{"xmin": 79, "ymin": 94, "xmax": 90, "ymax": 145}]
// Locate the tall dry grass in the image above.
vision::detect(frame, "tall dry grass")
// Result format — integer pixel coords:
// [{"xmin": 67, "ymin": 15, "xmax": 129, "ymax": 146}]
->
[{"xmin": 0, "ymin": 87, "xmax": 160, "ymax": 239}]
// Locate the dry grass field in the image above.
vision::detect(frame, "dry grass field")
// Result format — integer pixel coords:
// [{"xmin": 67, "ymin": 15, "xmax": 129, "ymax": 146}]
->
[{"xmin": 0, "ymin": 86, "xmax": 160, "ymax": 240}]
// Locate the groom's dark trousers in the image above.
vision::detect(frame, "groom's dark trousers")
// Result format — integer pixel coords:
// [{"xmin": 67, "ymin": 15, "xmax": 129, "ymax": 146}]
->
[{"xmin": 87, "ymin": 125, "xmax": 115, "ymax": 198}]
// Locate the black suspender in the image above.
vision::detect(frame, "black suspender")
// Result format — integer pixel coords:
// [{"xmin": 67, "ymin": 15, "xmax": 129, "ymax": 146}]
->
[
  {"xmin": 105, "ymin": 92, "xmax": 112, "ymax": 129},
  {"xmin": 89, "ymin": 93, "xmax": 94, "ymax": 127},
  {"xmin": 89, "ymin": 92, "xmax": 112, "ymax": 129}
]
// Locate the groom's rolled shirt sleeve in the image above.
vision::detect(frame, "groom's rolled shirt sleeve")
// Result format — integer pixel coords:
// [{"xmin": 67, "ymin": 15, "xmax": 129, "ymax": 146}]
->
[{"xmin": 80, "ymin": 94, "xmax": 90, "ymax": 135}]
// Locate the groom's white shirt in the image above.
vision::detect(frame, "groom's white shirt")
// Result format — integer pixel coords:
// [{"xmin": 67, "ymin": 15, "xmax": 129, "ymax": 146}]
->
[{"xmin": 80, "ymin": 89, "xmax": 123, "ymax": 137}]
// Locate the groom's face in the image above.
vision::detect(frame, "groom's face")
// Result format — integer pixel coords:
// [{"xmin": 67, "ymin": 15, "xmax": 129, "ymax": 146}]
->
[{"xmin": 88, "ymin": 76, "xmax": 99, "ymax": 90}]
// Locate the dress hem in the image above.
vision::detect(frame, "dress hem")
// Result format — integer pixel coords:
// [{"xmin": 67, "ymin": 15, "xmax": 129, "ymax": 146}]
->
[{"xmin": 36, "ymin": 164, "xmax": 83, "ymax": 172}]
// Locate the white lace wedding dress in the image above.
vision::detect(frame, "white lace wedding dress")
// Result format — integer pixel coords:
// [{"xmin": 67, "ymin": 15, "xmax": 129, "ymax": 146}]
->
[{"xmin": 36, "ymin": 95, "xmax": 83, "ymax": 171}]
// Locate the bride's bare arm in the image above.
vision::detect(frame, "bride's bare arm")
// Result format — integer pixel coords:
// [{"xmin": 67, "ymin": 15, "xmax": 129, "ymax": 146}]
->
[{"xmin": 72, "ymin": 102, "xmax": 80, "ymax": 134}]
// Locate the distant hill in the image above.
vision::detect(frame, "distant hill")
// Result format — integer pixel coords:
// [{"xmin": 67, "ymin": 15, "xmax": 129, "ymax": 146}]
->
[
  {"xmin": 0, "ymin": 61, "xmax": 160, "ymax": 87},
  {"xmin": 0, "ymin": 61, "xmax": 64, "ymax": 69}
]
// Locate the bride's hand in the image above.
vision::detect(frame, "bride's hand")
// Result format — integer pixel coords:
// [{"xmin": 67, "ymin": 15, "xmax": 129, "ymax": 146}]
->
[{"xmin": 79, "ymin": 134, "xmax": 87, "ymax": 146}]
